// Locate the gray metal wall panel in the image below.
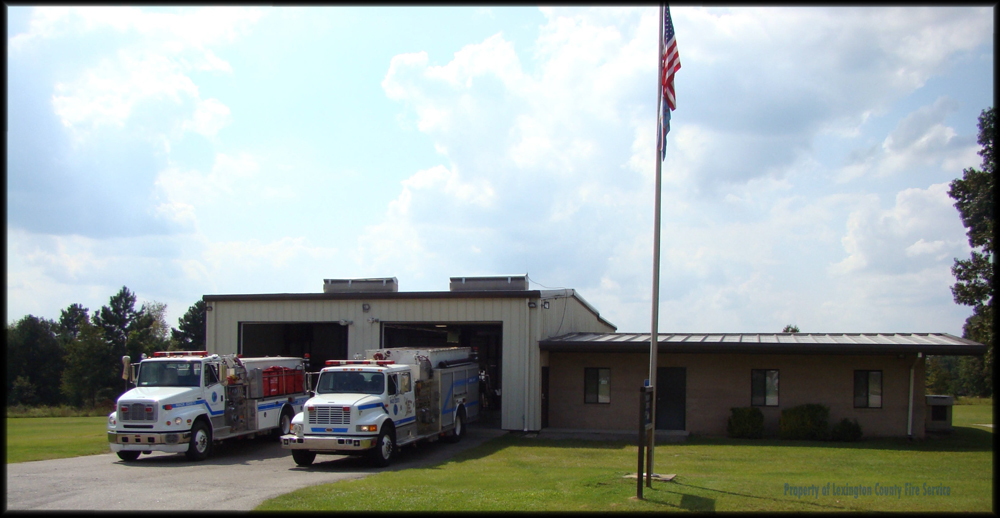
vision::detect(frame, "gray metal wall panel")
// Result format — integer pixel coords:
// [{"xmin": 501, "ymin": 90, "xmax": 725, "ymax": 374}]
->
[{"xmin": 205, "ymin": 292, "xmax": 614, "ymax": 432}]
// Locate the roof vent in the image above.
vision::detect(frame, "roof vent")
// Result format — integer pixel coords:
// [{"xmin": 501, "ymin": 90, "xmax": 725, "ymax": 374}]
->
[
  {"xmin": 449, "ymin": 275, "xmax": 528, "ymax": 292},
  {"xmin": 323, "ymin": 278, "xmax": 398, "ymax": 293}
]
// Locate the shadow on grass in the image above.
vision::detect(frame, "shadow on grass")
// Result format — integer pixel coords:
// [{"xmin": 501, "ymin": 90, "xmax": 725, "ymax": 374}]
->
[
  {"xmin": 627, "ymin": 479, "xmax": 849, "ymax": 511},
  {"xmin": 669, "ymin": 480, "xmax": 849, "ymax": 511},
  {"xmin": 680, "ymin": 493, "xmax": 715, "ymax": 512}
]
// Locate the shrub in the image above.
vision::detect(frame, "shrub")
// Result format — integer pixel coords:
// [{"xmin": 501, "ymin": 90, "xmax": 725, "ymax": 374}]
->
[
  {"xmin": 727, "ymin": 407, "xmax": 764, "ymax": 439},
  {"xmin": 830, "ymin": 418, "xmax": 863, "ymax": 442},
  {"xmin": 779, "ymin": 404, "xmax": 830, "ymax": 440}
]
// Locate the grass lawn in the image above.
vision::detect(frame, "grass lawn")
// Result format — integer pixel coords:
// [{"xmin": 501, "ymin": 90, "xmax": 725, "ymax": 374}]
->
[
  {"xmin": 5, "ymin": 405, "xmax": 993, "ymax": 511},
  {"xmin": 6, "ymin": 416, "xmax": 110, "ymax": 463},
  {"xmin": 952, "ymin": 404, "xmax": 994, "ymax": 428},
  {"xmin": 257, "ymin": 423, "xmax": 993, "ymax": 512}
]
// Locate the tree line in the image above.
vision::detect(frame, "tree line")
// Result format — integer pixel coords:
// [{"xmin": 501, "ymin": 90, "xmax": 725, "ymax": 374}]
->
[{"xmin": 6, "ymin": 286, "xmax": 206, "ymax": 408}]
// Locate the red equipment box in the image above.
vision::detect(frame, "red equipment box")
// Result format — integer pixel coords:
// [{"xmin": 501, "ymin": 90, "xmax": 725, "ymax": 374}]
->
[{"xmin": 261, "ymin": 366, "xmax": 304, "ymax": 396}]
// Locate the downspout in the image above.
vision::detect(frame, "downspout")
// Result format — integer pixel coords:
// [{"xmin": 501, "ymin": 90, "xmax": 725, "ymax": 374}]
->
[
  {"xmin": 524, "ymin": 297, "xmax": 531, "ymax": 432},
  {"xmin": 907, "ymin": 352, "xmax": 922, "ymax": 438}
]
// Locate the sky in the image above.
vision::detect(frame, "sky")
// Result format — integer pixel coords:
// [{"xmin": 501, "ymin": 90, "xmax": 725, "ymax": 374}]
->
[{"xmin": 5, "ymin": 6, "xmax": 994, "ymax": 337}]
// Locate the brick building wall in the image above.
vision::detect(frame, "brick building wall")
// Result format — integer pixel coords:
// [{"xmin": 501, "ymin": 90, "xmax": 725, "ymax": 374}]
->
[{"xmin": 546, "ymin": 352, "xmax": 926, "ymax": 438}]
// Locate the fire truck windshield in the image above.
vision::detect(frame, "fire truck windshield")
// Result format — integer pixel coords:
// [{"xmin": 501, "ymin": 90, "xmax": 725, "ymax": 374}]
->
[
  {"xmin": 137, "ymin": 361, "xmax": 202, "ymax": 387},
  {"xmin": 317, "ymin": 371, "xmax": 384, "ymax": 395}
]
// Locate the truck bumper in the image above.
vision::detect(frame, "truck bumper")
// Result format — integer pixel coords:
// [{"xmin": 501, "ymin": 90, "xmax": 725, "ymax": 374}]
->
[
  {"xmin": 108, "ymin": 431, "xmax": 191, "ymax": 453},
  {"xmin": 280, "ymin": 434, "xmax": 377, "ymax": 452}
]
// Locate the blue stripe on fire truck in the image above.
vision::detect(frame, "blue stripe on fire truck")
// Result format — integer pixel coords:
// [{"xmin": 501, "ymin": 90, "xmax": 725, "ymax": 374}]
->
[
  {"xmin": 441, "ymin": 375, "xmax": 480, "ymax": 413},
  {"xmin": 170, "ymin": 395, "xmax": 307, "ymax": 416},
  {"xmin": 310, "ymin": 427, "xmax": 349, "ymax": 433},
  {"xmin": 169, "ymin": 400, "xmax": 225, "ymax": 416}
]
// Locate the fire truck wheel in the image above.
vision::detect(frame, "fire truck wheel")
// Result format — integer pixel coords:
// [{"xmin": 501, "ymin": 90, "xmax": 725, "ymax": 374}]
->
[
  {"xmin": 369, "ymin": 426, "xmax": 395, "ymax": 467},
  {"xmin": 275, "ymin": 406, "xmax": 294, "ymax": 439},
  {"xmin": 291, "ymin": 450, "xmax": 315, "ymax": 466},
  {"xmin": 186, "ymin": 420, "xmax": 212, "ymax": 461},
  {"xmin": 116, "ymin": 451, "xmax": 141, "ymax": 462},
  {"xmin": 443, "ymin": 407, "xmax": 466, "ymax": 443}
]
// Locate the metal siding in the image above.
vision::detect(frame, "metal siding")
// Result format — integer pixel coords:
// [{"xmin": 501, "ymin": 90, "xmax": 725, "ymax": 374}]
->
[
  {"xmin": 415, "ymin": 299, "xmax": 425, "ymax": 321},
  {"xmin": 508, "ymin": 304, "xmax": 526, "ymax": 430},
  {"xmin": 204, "ymin": 292, "xmax": 607, "ymax": 432},
  {"xmin": 527, "ymin": 298, "xmax": 540, "ymax": 431}
]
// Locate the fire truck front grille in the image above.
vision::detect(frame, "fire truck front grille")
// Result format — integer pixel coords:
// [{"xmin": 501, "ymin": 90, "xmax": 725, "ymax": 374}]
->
[
  {"xmin": 308, "ymin": 406, "xmax": 350, "ymax": 425},
  {"xmin": 119, "ymin": 402, "xmax": 158, "ymax": 422}
]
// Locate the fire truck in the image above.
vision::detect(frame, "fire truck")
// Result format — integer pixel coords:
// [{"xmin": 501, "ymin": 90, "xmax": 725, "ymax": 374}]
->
[
  {"xmin": 108, "ymin": 351, "xmax": 309, "ymax": 461},
  {"xmin": 281, "ymin": 347, "xmax": 479, "ymax": 467}
]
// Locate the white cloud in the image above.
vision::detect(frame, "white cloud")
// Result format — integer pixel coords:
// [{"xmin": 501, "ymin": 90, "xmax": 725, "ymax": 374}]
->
[
  {"xmin": 369, "ymin": 6, "xmax": 987, "ymax": 334},
  {"xmin": 831, "ymin": 183, "xmax": 969, "ymax": 275},
  {"xmin": 182, "ymin": 98, "xmax": 232, "ymax": 137},
  {"xmin": 395, "ymin": 164, "xmax": 495, "ymax": 214},
  {"xmin": 52, "ymin": 51, "xmax": 199, "ymax": 131},
  {"xmin": 10, "ymin": 6, "xmax": 262, "ymax": 52},
  {"xmin": 876, "ymin": 97, "xmax": 976, "ymax": 176},
  {"xmin": 836, "ymin": 98, "xmax": 982, "ymax": 183},
  {"xmin": 204, "ymin": 237, "xmax": 337, "ymax": 272},
  {"xmin": 671, "ymin": 7, "xmax": 991, "ymax": 189},
  {"xmin": 19, "ymin": 7, "xmax": 259, "ymax": 144},
  {"xmin": 153, "ymin": 152, "xmax": 260, "ymax": 227},
  {"xmin": 7, "ymin": 7, "xmax": 987, "ymax": 339},
  {"xmin": 4, "ymin": 228, "xmax": 205, "ymax": 327},
  {"xmin": 905, "ymin": 238, "xmax": 951, "ymax": 260}
]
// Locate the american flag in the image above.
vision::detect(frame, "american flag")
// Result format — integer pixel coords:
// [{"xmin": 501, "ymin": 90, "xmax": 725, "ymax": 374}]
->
[{"xmin": 658, "ymin": 5, "xmax": 681, "ymax": 161}]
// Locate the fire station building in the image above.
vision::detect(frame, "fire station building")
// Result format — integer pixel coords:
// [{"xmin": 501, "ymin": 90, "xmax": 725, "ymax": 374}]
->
[{"xmin": 203, "ymin": 275, "xmax": 985, "ymax": 438}]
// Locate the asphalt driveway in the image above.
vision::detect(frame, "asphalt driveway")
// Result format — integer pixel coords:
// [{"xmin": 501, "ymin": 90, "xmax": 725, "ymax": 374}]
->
[{"xmin": 6, "ymin": 424, "xmax": 507, "ymax": 511}]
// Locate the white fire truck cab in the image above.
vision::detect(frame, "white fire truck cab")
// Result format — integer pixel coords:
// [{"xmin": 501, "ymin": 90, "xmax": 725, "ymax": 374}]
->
[
  {"xmin": 108, "ymin": 351, "xmax": 309, "ymax": 462},
  {"xmin": 281, "ymin": 347, "xmax": 479, "ymax": 467}
]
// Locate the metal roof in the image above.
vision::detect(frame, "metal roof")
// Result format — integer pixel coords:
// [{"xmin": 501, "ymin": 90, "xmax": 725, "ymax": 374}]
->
[
  {"xmin": 203, "ymin": 289, "xmax": 617, "ymax": 331},
  {"xmin": 539, "ymin": 332, "xmax": 985, "ymax": 356}
]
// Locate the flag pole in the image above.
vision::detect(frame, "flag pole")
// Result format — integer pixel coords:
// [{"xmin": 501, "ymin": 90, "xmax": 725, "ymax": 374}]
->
[{"xmin": 647, "ymin": 3, "xmax": 665, "ymax": 485}]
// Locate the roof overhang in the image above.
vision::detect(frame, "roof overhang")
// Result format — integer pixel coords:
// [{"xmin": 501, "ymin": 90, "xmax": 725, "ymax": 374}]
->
[
  {"xmin": 203, "ymin": 290, "xmax": 617, "ymax": 330},
  {"xmin": 539, "ymin": 332, "xmax": 986, "ymax": 356},
  {"xmin": 204, "ymin": 290, "xmax": 543, "ymax": 302}
]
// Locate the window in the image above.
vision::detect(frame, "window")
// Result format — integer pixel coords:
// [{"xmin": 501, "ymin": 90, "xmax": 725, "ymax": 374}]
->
[
  {"xmin": 854, "ymin": 370, "xmax": 882, "ymax": 408},
  {"xmin": 204, "ymin": 364, "xmax": 220, "ymax": 386},
  {"xmin": 388, "ymin": 373, "xmax": 398, "ymax": 396},
  {"xmin": 137, "ymin": 361, "xmax": 201, "ymax": 387},
  {"xmin": 584, "ymin": 368, "xmax": 610, "ymax": 404},
  {"xmin": 316, "ymin": 372, "xmax": 384, "ymax": 395},
  {"xmin": 751, "ymin": 369, "xmax": 779, "ymax": 406},
  {"xmin": 400, "ymin": 372, "xmax": 411, "ymax": 393}
]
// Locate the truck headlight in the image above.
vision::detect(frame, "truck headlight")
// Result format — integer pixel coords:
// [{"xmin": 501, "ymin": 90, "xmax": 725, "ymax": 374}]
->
[
  {"xmin": 174, "ymin": 417, "xmax": 182, "ymax": 425},
  {"xmin": 356, "ymin": 424, "xmax": 377, "ymax": 433},
  {"xmin": 108, "ymin": 414, "xmax": 117, "ymax": 427},
  {"xmin": 292, "ymin": 424, "xmax": 302, "ymax": 435}
]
